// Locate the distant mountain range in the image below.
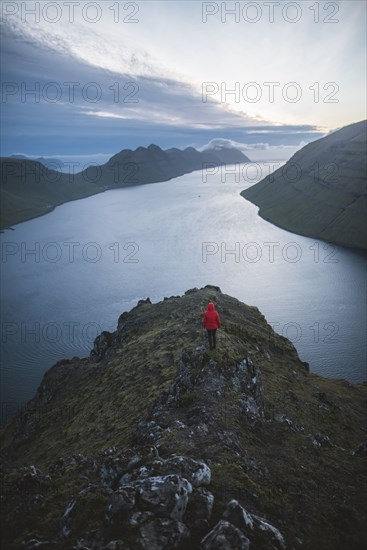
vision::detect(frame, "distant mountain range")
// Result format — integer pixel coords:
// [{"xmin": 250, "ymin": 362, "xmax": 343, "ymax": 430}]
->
[
  {"xmin": 241, "ymin": 120, "xmax": 367, "ymax": 250},
  {"xmin": 85, "ymin": 144, "xmax": 250, "ymax": 188},
  {"xmin": 9, "ymin": 155, "xmax": 67, "ymax": 171},
  {"xmin": 0, "ymin": 144, "xmax": 250, "ymax": 229}
]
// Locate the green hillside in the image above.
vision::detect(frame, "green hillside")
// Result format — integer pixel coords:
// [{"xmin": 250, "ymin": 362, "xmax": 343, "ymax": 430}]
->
[
  {"xmin": 242, "ymin": 120, "xmax": 367, "ymax": 250},
  {"xmin": 0, "ymin": 145, "xmax": 249, "ymax": 229}
]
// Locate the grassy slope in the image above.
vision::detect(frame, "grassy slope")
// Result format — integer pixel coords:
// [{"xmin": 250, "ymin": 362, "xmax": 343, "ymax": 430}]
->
[
  {"xmin": 1, "ymin": 287, "xmax": 366, "ymax": 548},
  {"xmin": 0, "ymin": 146, "xmax": 249, "ymax": 229},
  {"xmin": 242, "ymin": 120, "xmax": 367, "ymax": 250},
  {"xmin": 0, "ymin": 159, "xmax": 103, "ymax": 228}
]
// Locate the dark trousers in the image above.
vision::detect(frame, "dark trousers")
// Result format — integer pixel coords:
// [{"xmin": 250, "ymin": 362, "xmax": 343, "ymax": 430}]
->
[{"xmin": 207, "ymin": 329, "xmax": 217, "ymax": 349}]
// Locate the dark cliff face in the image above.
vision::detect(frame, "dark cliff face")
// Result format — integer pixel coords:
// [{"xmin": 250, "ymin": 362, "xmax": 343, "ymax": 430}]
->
[
  {"xmin": 241, "ymin": 119, "xmax": 367, "ymax": 250},
  {"xmin": 1, "ymin": 286, "xmax": 366, "ymax": 549}
]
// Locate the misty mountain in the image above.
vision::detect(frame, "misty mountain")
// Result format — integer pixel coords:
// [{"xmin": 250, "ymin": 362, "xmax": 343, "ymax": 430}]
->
[
  {"xmin": 241, "ymin": 120, "xmax": 367, "ymax": 250},
  {"xmin": 85, "ymin": 144, "xmax": 250, "ymax": 188},
  {"xmin": 10, "ymin": 155, "xmax": 66, "ymax": 171},
  {"xmin": 0, "ymin": 144, "xmax": 250, "ymax": 229}
]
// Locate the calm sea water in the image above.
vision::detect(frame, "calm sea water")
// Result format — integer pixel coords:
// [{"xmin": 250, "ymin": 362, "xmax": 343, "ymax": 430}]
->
[{"xmin": 1, "ymin": 164, "xmax": 366, "ymax": 423}]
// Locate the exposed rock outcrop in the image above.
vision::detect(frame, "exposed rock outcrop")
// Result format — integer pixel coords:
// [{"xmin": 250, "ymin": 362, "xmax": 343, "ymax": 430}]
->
[{"xmin": 1, "ymin": 286, "xmax": 366, "ymax": 549}]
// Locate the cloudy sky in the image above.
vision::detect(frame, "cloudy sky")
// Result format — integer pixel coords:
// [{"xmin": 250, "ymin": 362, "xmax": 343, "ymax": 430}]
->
[{"xmin": 1, "ymin": 0, "xmax": 366, "ymax": 163}]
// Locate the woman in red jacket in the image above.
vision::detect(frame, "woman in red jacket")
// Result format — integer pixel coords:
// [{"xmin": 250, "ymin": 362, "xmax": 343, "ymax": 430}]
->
[{"xmin": 202, "ymin": 302, "xmax": 221, "ymax": 350}]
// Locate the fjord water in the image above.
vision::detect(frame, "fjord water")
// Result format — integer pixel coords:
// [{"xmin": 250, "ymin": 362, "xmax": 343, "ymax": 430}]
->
[{"xmin": 1, "ymin": 164, "xmax": 366, "ymax": 421}]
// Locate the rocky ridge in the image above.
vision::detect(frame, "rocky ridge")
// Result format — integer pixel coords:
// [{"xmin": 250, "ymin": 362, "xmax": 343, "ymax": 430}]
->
[{"xmin": 1, "ymin": 286, "xmax": 366, "ymax": 549}]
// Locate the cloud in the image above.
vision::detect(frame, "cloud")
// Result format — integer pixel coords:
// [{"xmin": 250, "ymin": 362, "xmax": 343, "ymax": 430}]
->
[
  {"xmin": 199, "ymin": 138, "xmax": 310, "ymax": 152},
  {"xmin": 197, "ymin": 137, "xmax": 313, "ymax": 162},
  {"xmin": 0, "ymin": 21, "xmax": 325, "ymax": 156},
  {"xmin": 83, "ymin": 110, "xmax": 132, "ymax": 120}
]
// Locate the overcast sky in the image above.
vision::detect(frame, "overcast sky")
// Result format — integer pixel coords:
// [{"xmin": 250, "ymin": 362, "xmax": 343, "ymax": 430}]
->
[{"xmin": 1, "ymin": 0, "xmax": 366, "ymax": 162}]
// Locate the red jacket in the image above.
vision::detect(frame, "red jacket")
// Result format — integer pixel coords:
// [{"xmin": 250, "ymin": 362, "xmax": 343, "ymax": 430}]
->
[{"xmin": 203, "ymin": 303, "xmax": 221, "ymax": 330}]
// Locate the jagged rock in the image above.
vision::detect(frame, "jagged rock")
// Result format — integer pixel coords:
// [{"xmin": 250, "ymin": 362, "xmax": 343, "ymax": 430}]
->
[
  {"xmin": 135, "ymin": 475, "xmax": 192, "ymax": 520},
  {"xmin": 184, "ymin": 486, "xmax": 214, "ymax": 532},
  {"xmin": 59, "ymin": 486, "xmax": 113, "ymax": 542},
  {"xmin": 117, "ymin": 454, "xmax": 211, "ymax": 496},
  {"xmin": 129, "ymin": 510, "xmax": 155, "ymax": 526},
  {"xmin": 133, "ymin": 420, "xmax": 163, "ymax": 444},
  {"xmin": 138, "ymin": 517, "xmax": 190, "ymax": 549},
  {"xmin": 185, "ymin": 287, "xmax": 199, "ymax": 295},
  {"xmin": 105, "ymin": 486, "xmax": 136, "ymax": 524},
  {"xmin": 90, "ymin": 331, "xmax": 114, "ymax": 362},
  {"xmin": 251, "ymin": 514, "xmax": 286, "ymax": 550},
  {"xmin": 162, "ymin": 348, "xmax": 266, "ymax": 420},
  {"xmin": 13, "ymin": 411, "xmax": 37, "ymax": 441},
  {"xmin": 137, "ymin": 298, "xmax": 152, "ymax": 307},
  {"xmin": 73, "ymin": 528, "xmax": 105, "ymax": 549},
  {"xmin": 50, "ymin": 453, "xmax": 98, "ymax": 478},
  {"xmin": 161, "ymin": 455, "xmax": 211, "ymax": 487},
  {"xmin": 222, "ymin": 499, "xmax": 254, "ymax": 530},
  {"xmin": 222, "ymin": 500, "xmax": 285, "ymax": 549},
  {"xmin": 315, "ymin": 392, "xmax": 335, "ymax": 407},
  {"xmin": 5, "ymin": 465, "xmax": 51, "ymax": 496},
  {"xmin": 240, "ymin": 395, "xmax": 262, "ymax": 417},
  {"xmin": 171, "ymin": 420, "xmax": 187, "ymax": 429},
  {"xmin": 353, "ymin": 441, "xmax": 367, "ymax": 457},
  {"xmin": 99, "ymin": 452, "xmax": 142, "ymax": 487},
  {"xmin": 314, "ymin": 433, "xmax": 332, "ymax": 447},
  {"xmin": 204, "ymin": 285, "xmax": 222, "ymax": 292},
  {"xmin": 201, "ymin": 520, "xmax": 250, "ymax": 549}
]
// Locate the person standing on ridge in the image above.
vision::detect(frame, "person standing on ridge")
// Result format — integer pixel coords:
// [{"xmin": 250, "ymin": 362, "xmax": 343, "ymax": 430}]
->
[{"xmin": 202, "ymin": 302, "xmax": 221, "ymax": 350}]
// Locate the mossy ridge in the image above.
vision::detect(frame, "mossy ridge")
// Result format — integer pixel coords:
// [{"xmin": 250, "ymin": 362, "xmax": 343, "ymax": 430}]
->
[{"xmin": 1, "ymin": 286, "xmax": 366, "ymax": 548}]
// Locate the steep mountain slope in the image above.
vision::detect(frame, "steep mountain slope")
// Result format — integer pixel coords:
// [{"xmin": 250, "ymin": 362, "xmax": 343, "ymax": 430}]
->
[
  {"xmin": 0, "ymin": 158, "xmax": 103, "ymax": 228},
  {"xmin": 241, "ymin": 120, "xmax": 367, "ymax": 250},
  {"xmin": 1, "ymin": 286, "xmax": 366, "ymax": 549},
  {"xmin": 10, "ymin": 155, "xmax": 66, "ymax": 171},
  {"xmin": 86, "ymin": 144, "xmax": 250, "ymax": 188},
  {"xmin": 0, "ymin": 145, "xmax": 250, "ymax": 229}
]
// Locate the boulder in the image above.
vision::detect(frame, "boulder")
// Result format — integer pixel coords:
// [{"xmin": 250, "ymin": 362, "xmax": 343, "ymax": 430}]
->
[
  {"xmin": 136, "ymin": 475, "xmax": 192, "ymax": 521},
  {"xmin": 99, "ymin": 453, "xmax": 142, "ymax": 487},
  {"xmin": 105, "ymin": 486, "xmax": 136, "ymax": 524},
  {"xmin": 161, "ymin": 455, "xmax": 211, "ymax": 487},
  {"xmin": 184, "ymin": 487, "xmax": 214, "ymax": 534},
  {"xmin": 138, "ymin": 517, "xmax": 190, "ymax": 549},
  {"xmin": 222, "ymin": 500, "xmax": 285, "ymax": 549},
  {"xmin": 222, "ymin": 499, "xmax": 254, "ymax": 530},
  {"xmin": 201, "ymin": 520, "xmax": 250, "ymax": 549}
]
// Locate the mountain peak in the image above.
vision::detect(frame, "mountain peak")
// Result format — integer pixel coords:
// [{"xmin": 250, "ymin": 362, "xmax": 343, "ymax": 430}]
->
[{"xmin": 147, "ymin": 143, "xmax": 163, "ymax": 151}]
